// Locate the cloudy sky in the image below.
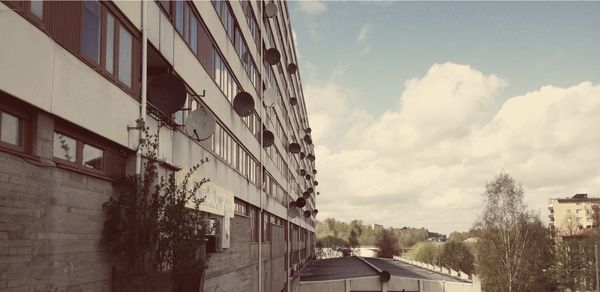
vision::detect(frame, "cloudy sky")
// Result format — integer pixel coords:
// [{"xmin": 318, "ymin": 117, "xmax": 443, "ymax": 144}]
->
[{"xmin": 288, "ymin": 1, "xmax": 600, "ymax": 234}]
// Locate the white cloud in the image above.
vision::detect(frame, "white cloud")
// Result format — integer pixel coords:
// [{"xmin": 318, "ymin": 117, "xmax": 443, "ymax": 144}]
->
[
  {"xmin": 299, "ymin": 0, "xmax": 327, "ymax": 15},
  {"xmin": 357, "ymin": 23, "xmax": 370, "ymax": 42},
  {"xmin": 307, "ymin": 62, "xmax": 600, "ymax": 233}
]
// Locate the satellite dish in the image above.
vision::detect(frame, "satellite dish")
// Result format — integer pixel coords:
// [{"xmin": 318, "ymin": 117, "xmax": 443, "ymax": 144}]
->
[
  {"xmin": 233, "ymin": 91, "xmax": 255, "ymax": 117},
  {"xmin": 314, "ymin": 181, "xmax": 319, "ymax": 186},
  {"xmin": 264, "ymin": 2, "xmax": 277, "ymax": 18},
  {"xmin": 306, "ymin": 187, "xmax": 313, "ymax": 194},
  {"xmin": 184, "ymin": 108, "xmax": 216, "ymax": 141},
  {"xmin": 289, "ymin": 201, "xmax": 297, "ymax": 208},
  {"xmin": 263, "ymin": 88, "xmax": 278, "ymax": 107},
  {"xmin": 303, "ymin": 210, "xmax": 311, "ymax": 218},
  {"xmin": 305, "ymin": 127, "xmax": 312, "ymax": 134},
  {"xmin": 303, "ymin": 134, "xmax": 311, "ymax": 143},
  {"xmin": 287, "ymin": 63, "xmax": 297, "ymax": 74},
  {"xmin": 148, "ymin": 73, "xmax": 187, "ymax": 115},
  {"xmin": 300, "ymin": 169, "xmax": 306, "ymax": 176},
  {"xmin": 307, "ymin": 154, "xmax": 315, "ymax": 161},
  {"xmin": 305, "ymin": 174, "xmax": 311, "ymax": 180},
  {"xmin": 288, "ymin": 206, "xmax": 299, "ymax": 218},
  {"xmin": 300, "ymin": 152, "xmax": 306, "ymax": 159},
  {"xmin": 263, "ymin": 130, "xmax": 274, "ymax": 147},
  {"xmin": 296, "ymin": 197, "xmax": 306, "ymax": 208},
  {"xmin": 289, "ymin": 97, "xmax": 298, "ymax": 106},
  {"xmin": 379, "ymin": 271, "xmax": 391, "ymax": 283},
  {"xmin": 289, "ymin": 142, "xmax": 301, "ymax": 154},
  {"xmin": 313, "ymin": 169, "xmax": 317, "ymax": 175},
  {"xmin": 312, "ymin": 209, "xmax": 319, "ymax": 216},
  {"xmin": 303, "ymin": 192, "xmax": 310, "ymax": 199},
  {"xmin": 265, "ymin": 48, "xmax": 281, "ymax": 65}
]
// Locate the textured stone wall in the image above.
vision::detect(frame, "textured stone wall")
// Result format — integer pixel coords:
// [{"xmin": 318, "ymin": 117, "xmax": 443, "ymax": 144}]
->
[{"xmin": 0, "ymin": 151, "xmax": 117, "ymax": 291}]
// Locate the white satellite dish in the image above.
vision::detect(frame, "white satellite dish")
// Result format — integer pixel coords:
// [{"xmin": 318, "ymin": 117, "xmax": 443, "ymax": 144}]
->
[
  {"xmin": 263, "ymin": 88, "xmax": 278, "ymax": 108},
  {"xmin": 185, "ymin": 108, "xmax": 216, "ymax": 141},
  {"xmin": 288, "ymin": 206, "xmax": 299, "ymax": 219},
  {"xmin": 264, "ymin": 2, "xmax": 277, "ymax": 18}
]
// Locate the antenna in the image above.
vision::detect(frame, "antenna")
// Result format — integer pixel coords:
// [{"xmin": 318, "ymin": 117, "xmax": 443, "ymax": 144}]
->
[
  {"xmin": 233, "ymin": 91, "xmax": 255, "ymax": 117},
  {"xmin": 295, "ymin": 197, "xmax": 306, "ymax": 208},
  {"xmin": 147, "ymin": 73, "xmax": 187, "ymax": 115},
  {"xmin": 288, "ymin": 142, "xmax": 301, "ymax": 154},
  {"xmin": 287, "ymin": 63, "xmax": 298, "ymax": 75},
  {"xmin": 184, "ymin": 107, "xmax": 216, "ymax": 141},
  {"xmin": 303, "ymin": 210, "xmax": 311, "ymax": 218},
  {"xmin": 265, "ymin": 48, "xmax": 281, "ymax": 65},
  {"xmin": 263, "ymin": 130, "xmax": 274, "ymax": 148},
  {"xmin": 264, "ymin": 2, "xmax": 277, "ymax": 18},
  {"xmin": 289, "ymin": 97, "xmax": 298, "ymax": 106},
  {"xmin": 263, "ymin": 88, "xmax": 278, "ymax": 108},
  {"xmin": 307, "ymin": 153, "xmax": 315, "ymax": 161}
]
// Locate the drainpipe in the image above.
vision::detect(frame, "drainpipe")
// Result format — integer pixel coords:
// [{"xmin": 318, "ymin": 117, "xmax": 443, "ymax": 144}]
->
[
  {"xmin": 258, "ymin": 1, "xmax": 264, "ymax": 291},
  {"xmin": 136, "ymin": 0, "xmax": 148, "ymax": 176}
]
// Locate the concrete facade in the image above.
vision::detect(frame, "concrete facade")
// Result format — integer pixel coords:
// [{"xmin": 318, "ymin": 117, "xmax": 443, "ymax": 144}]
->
[
  {"xmin": 0, "ymin": 0, "xmax": 315, "ymax": 291},
  {"xmin": 549, "ymin": 194, "xmax": 600, "ymax": 235}
]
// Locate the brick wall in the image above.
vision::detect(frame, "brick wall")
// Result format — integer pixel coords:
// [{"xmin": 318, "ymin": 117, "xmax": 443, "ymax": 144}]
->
[{"xmin": 0, "ymin": 151, "xmax": 117, "ymax": 291}]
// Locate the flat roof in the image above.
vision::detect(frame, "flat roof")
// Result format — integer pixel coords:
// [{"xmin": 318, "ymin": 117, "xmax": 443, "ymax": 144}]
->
[{"xmin": 300, "ymin": 256, "xmax": 470, "ymax": 283}]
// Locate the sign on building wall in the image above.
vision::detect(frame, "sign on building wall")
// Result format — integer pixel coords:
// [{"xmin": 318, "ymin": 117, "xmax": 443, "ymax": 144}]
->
[{"xmin": 192, "ymin": 181, "xmax": 234, "ymax": 249}]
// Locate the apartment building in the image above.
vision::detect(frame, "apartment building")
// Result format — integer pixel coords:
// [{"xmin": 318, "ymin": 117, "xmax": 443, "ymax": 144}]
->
[
  {"xmin": 0, "ymin": 0, "xmax": 316, "ymax": 291},
  {"xmin": 549, "ymin": 194, "xmax": 600, "ymax": 235}
]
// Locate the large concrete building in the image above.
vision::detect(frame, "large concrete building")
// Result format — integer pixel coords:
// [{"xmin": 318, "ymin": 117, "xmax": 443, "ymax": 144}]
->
[
  {"xmin": 549, "ymin": 194, "xmax": 600, "ymax": 235},
  {"xmin": 0, "ymin": 0, "xmax": 316, "ymax": 291}
]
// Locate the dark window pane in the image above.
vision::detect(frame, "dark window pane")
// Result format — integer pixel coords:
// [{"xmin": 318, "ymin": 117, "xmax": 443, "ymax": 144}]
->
[
  {"xmin": 53, "ymin": 132, "xmax": 76, "ymax": 162},
  {"xmin": 81, "ymin": 0, "xmax": 101, "ymax": 63},
  {"xmin": 83, "ymin": 144, "xmax": 104, "ymax": 170},
  {"xmin": 1, "ymin": 112, "xmax": 21, "ymax": 146},
  {"xmin": 118, "ymin": 26, "xmax": 132, "ymax": 87},
  {"xmin": 175, "ymin": 1, "xmax": 183, "ymax": 33},
  {"xmin": 190, "ymin": 13, "xmax": 198, "ymax": 53}
]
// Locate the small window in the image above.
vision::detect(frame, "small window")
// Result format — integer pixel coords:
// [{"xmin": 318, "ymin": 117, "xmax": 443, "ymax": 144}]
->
[
  {"xmin": 30, "ymin": 0, "xmax": 44, "ymax": 19},
  {"xmin": 83, "ymin": 143, "xmax": 104, "ymax": 170},
  {"xmin": 105, "ymin": 13, "xmax": 115, "ymax": 74},
  {"xmin": 81, "ymin": 0, "xmax": 102, "ymax": 63},
  {"xmin": 1, "ymin": 112, "xmax": 22, "ymax": 146},
  {"xmin": 118, "ymin": 26, "xmax": 133, "ymax": 87},
  {"xmin": 53, "ymin": 132, "xmax": 77, "ymax": 162}
]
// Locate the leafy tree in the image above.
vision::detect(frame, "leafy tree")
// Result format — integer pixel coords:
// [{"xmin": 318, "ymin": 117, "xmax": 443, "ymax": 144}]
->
[
  {"xmin": 551, "ymin": 235, "xmax": 599, "ymax": 291},
  {"xmin": 376, "ymin": 228, "xmax": 401, "ymax": 258},
  {"xmin": 475, "ymin": 172, "xmax": 554, "ymax": 292},
  {"xmin": 315, "ymin": 235, "xmax": 350, "ymax": 259},
  {"xmin": 439, "ymin": 240, "xmax": 474, "ymax": 275},
  {"xmin": 411, "ymin": 242, "xmax": 440, "ymax": 265}
]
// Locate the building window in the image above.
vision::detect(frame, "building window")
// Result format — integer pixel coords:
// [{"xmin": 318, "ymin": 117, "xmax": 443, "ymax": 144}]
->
[
  {"xmin": 81, "ymin": 0, "xmax": 102, "ymax": 63},
  {"xmin": 105, "ymin": 13, "xmax": 115, "ymax": 74},
  {"xmin": 0, "ymin": 112, "xmax": 22, "ymax": 146},
  {"xmin": 53, "ymin": 132, "xmax": 77, "ymax": 162},
  {"xmin": 53, "ymin": 131, "xmax": 108, "ymax": 175},
  {"xmin": 249, "ymin": 207, "xmax": 258, "ymax": 242},
  {"xmin": 30, "ymin": 0, "xmax": 44, "ymax": 19},
  {"xmin": 118, "ymin": 26, "xmax": 133, "ymax": 87},
  {"xmin": 83, "ymin": 143, "xmax": 104, "ymax": 170},
  {"xmin": 235, "ymin": 200, "xmax": 248, "ymax": 216}
]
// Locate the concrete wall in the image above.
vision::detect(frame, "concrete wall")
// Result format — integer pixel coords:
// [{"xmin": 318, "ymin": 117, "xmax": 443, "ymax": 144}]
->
[
  {"xmin": 0, "ymin": 115, "xmax": 117, "ymax": 291},
  {"xmin": 299, "ymin": 277, "xmax": 481, "ymax": 292}
]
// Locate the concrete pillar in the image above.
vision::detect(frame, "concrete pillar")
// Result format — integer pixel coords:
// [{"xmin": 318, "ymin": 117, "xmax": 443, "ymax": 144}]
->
[
  {"xmin": 345, "ymin": 279, "xmax": 350, "ymax": 292},
  {"xmin": 34, "ymin": 112, "xmax": 55, "ymax": 163}
]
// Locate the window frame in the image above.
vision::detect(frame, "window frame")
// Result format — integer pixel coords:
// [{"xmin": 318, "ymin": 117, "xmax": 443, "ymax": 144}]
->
[{"xmin": 0, "ymin": 95, "xmax": 34, "ymax": 155}]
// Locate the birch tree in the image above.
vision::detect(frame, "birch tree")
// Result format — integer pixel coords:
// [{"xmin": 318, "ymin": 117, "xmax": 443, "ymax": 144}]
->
[{"xmin": 475, "ymin": 173, "xmax": 554, "ymax": 292}]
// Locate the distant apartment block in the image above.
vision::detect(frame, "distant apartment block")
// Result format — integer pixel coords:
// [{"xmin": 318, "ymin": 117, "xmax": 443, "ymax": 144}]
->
[{"xmin": 549, "ymin": 194, "xmax": 600, "ymax": 235}]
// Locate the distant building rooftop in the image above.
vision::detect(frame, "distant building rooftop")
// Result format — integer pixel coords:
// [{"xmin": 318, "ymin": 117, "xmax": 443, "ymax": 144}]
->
[{"xmin": 552, "ymin": 193, "xmax": 600, "ymax": 203}]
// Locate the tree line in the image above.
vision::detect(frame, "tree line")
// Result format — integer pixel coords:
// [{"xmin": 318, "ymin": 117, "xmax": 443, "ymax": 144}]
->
[{"xmin": 316, "ymin": 172, "xmax": 600, "ymax": 292}]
